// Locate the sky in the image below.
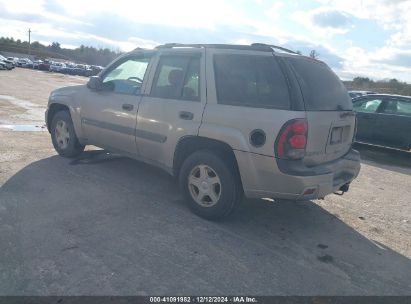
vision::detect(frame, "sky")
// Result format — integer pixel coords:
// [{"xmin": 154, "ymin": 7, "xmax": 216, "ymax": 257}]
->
[{"xmin": 1, "ymin": 0, "xmax": 411, "ymax": 82}]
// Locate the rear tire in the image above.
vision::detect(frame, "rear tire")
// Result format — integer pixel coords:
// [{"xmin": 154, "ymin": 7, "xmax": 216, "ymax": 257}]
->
[
  {"xmin": 179, "ymin": 150, "xmax": 243, "ymax": 220},
  {"xmin": 50, "ymin": 111, "xmax": 85, "ymax": 158}
]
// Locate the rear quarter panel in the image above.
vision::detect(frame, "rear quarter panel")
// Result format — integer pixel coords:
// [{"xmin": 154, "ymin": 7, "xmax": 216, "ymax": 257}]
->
[{"xmin": 201, "ymin": 48, "xmax": 305, "ymax": 156}]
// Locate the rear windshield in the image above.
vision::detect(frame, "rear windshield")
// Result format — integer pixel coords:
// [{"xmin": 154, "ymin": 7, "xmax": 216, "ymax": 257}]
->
[{"xmin": 285, "ymin": 57, "xmax": 352, "ymax": 111}]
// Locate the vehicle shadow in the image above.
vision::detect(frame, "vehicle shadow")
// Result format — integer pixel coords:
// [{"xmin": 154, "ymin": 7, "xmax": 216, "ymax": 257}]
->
[
  {"xmin": 1, "ymin": 150, "xmax": 411, "ymax": 295},
  {"xmin": 354, "ymin": 143, "xmax": 411, "ymax": 175}
]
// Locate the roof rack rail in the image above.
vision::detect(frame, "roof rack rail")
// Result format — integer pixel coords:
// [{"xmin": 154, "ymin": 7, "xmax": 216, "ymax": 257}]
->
[
  {"xmin": 250, "ymin": 43, "xmax": 298, "ymax": 55},
  {"xmin": 153, "ymin": 43, "xmax": 299, "ymax": 53},
  {"xmin": 155, "ymin": 43, "xmax": 204, "ymax": 49}
]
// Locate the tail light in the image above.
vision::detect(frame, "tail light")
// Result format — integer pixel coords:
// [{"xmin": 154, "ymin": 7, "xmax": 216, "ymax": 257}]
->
[{"xmin": 275, "ymin": 119, "xmax": 308, "ymax": 160}]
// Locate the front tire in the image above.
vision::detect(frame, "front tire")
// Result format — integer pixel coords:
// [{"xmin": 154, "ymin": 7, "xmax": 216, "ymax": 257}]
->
[
  {"xmin": 50, "ymin": 111, "xmax": 84, "ymax": 158},
  {"xmin": 179, "ymin": 150, "xmax": 243, "ymax": 220}
]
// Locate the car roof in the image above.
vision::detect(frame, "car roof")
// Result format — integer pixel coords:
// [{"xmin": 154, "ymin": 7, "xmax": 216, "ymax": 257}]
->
[
  {"xmin": 126, "ymin": 43, "xmax": 323, "ymax": 65},
  {"xmin": 352, "ymin": 93, "xmax": 411, "ymax": 101},
  {"xmin": 349, "ymin": 90, "xmax": 375, "ymax": 93},
  {"xmin": 129, "ymin": 43, "xmax": 305, "ymax": 55}
]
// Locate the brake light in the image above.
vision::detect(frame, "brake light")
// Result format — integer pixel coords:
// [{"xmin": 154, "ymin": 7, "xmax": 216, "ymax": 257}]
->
[
  {"xmin": 289, "ymin": 134, "xmax": 306, "ymax": 149},
  {"xmin": 275, "ymin": 119, "xmax": 308, "ymax": 160}
]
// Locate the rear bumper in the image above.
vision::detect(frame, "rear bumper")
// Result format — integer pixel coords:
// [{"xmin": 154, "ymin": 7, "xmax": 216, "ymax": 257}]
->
[{"xmin": 235, "ymin": 148, "xmax": 361, "ymax": 200}]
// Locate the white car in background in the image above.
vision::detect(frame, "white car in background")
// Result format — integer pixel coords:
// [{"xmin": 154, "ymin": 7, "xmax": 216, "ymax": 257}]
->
[
  {"xmin": 0, "ymin": 61, "xmax": 7, "ymax": 70},
  {"xmin": 17, "ymin": 58, "xmax": 32, "ymax": 67},
  {"xmin": 7, "ymin": 57, "xmax": 19, "ymax": 64},
  {"xmin": 49, "ymin": 62, "xmax": 66, "ymax": 73},
  {"xmin": 0, "ymin": 55, "xmax": 14, "ymax": 69}
]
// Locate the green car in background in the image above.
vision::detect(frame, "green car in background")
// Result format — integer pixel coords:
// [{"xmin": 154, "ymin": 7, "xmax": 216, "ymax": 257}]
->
[{"xmin": 353, "ymin": 94, "xmax": 411, "ymax": 151}]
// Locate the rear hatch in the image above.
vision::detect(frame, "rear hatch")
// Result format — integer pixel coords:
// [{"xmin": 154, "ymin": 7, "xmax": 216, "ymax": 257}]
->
[{"xmin": 284, "ymin": 56, "xmax": 355, "ymax": 166}]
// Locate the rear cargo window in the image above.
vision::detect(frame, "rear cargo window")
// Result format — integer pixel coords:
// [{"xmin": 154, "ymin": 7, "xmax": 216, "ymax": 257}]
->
[
  {"xmin": 214, "ymin": 54, "xmax": 290, "ymax": 109},
  {"xmin": 285, "ymin": 57, "xmax": 352, "ymax": 111}
]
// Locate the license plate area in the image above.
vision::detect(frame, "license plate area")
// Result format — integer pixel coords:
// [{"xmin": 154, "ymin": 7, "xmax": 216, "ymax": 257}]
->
[{"xmin": 330, "ymin": 127, "xmax": 344, "ymax": 145}]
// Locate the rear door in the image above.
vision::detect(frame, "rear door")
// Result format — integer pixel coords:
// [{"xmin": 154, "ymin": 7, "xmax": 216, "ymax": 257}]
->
[
  {"xmin": 135, "ymin": 49, "xmax": 206, "ymax": 169},
  {"xmin": 373, "ymin": 97, "xmax": 411, "ymax": 149},
  {"xmin": 352, "ymin": 96, "xmax": 384, "ymax": 143},
  {"xmin": 284, "ymin": 56, "xmax": 355, "ymax": 166}
]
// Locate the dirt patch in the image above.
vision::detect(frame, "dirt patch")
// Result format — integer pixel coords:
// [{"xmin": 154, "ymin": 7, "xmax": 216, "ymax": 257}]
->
[{"xmin": 0, "ymin": 68, "xmax": 86, "ymax": 125}]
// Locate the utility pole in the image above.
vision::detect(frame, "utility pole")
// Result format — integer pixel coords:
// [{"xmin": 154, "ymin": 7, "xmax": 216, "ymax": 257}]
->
[{"xmin": 28, "ymin": 28, "xmax": 31, "ymax": 57}]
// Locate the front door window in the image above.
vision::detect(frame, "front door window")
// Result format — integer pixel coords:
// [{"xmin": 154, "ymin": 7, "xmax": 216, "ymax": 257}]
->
[{"xmin": 102, "ymin": 56, "xmax": 151, "ymax": 95}]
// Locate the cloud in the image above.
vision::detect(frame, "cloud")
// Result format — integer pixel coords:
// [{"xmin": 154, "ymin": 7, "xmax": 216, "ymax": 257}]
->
[
  {"xmin": 52, "ymin": 0, "xmax": 251, "ymax": 31},
  {"xmin": 264, "ymin": 2, "xmax": 284, "ymax": 19},
  {"xmin": 292, "ymin": 7, "xmax": 353, "ymax": 37},
  {"xmin": 339, "ymin": 46, "xmax": 411, "ymax": 82},
  {"xmin": 312, "ymin": 10, "xmax": 351, "ymax": 29},
  {"xmin": 2, "ymin": 0, "xmax": 411, "ymax": 81},
  {"xmin": 315, "ymin": 0, "xmax": 411, "ymax": 47}
]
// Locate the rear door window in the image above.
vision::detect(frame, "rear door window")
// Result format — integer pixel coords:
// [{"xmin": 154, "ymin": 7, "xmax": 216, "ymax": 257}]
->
[
  {"xmin": 382, "ymin": 98, "xmax": 411, "ymax": 116},
  {"xmin": 285, "ymin": 57, "xmax": 352, "ymax": 111},
  {"xmin": 213, "ymin": 54, "xmax": 290, "ymax": 109},
  {"xmin": 151, "ymin": 55, "xmax": 200, "ymax": 101}
]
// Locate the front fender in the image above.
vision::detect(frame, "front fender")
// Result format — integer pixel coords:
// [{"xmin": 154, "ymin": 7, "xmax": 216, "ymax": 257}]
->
[{"xmin": 47, "ymin": 90, "xmax": 84, "ymax": 141}]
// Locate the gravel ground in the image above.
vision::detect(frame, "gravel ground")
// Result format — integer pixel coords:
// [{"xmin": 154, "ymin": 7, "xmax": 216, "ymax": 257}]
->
[{"xmin": 0, "ymin": 68, "xmax": 410, "ymax": 295}]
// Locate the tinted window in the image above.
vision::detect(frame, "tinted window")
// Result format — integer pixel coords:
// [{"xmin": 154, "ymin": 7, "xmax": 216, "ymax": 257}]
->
[
  {"xmin": 102, "ymin": 56, "xmax": 151, "ymax": 95},
  {"xmin": 213, "ymin": 54, "xmax": 290, "ymax": 109},
  {"xmin": 151, "ymin": 56, "xmax": 200, "ymax": 101},
  {"xmin": 285, "ymin": 57, "xmax": 352, "ymax": 111},
  {"xmin": 353, "ymin": 98, "xmax": 383, "ymax": 113},
  {"xmin": 382, "ymin": 98, "xmax": 411, "ymax": 116}
]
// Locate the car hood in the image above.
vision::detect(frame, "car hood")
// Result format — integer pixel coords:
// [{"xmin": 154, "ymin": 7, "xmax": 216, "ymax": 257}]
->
[{"xmin": 50, "ymin": 85, "xmax": 85, "ymax": 98}]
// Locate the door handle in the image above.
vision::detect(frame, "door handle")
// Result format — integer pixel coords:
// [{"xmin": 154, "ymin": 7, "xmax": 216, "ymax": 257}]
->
[
  {"xmin": 122, "ymin": 104, "xmax": 134, "ymax": 111},
  {"xmin": 362, "ymin": 115, "xmax": 373, "ymax": 120},
  {"xmin": 179, "ymin": 111, "xmax": 194, "ymax": 120}
]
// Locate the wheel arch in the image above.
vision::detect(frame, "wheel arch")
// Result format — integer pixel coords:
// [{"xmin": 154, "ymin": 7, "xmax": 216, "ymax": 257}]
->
[
  {"xmin": 46, "ymin": 103, "xmax": 70, "ymax": 132},
  {"xmin": 46, "ymin": 102, "xmax": 84, "ymax": 141},
  {"xmin": 173, "ymin": 136, "xmax": 243, "ymax": 187}
]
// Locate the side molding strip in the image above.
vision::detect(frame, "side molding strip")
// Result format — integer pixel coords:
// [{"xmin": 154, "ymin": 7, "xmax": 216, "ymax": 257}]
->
[
  {"xmin": 82, "ymin": 118, "xmax": 167, "ymax": 143},
  {"xmin": 82, "ymin": 118, "xmax": 135, "ymax": 136},
  {"xmin": 136, "ymin": 129, "xmax": 167, "ymax": 143}
]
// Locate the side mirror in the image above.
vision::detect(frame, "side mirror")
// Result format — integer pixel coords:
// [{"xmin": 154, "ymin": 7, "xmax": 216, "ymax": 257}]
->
[{"xmin": 87, "ymin": 76, "xmax": 102, "ymax": 90}]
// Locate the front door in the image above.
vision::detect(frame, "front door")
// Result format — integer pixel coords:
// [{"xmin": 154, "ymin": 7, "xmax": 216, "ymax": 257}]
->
[
  {"xmin": 135, "ymin": 50, "xmax": 206, "ymax": 169},
  {"xmin": 80, "ymin": 54, "xmax": 153, "ymax": 154}
]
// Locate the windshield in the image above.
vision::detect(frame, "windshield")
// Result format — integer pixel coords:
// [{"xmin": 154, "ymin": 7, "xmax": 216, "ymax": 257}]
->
[{"xmin": 285, "ymin": 56, "xmax": 352, "ymax": 111}]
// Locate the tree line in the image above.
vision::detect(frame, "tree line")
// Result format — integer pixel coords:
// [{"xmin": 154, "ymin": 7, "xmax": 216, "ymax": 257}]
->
[
  {"xmin": 344, "ymin": 77, "xmax": 411, "ymax": 96},
  {"xmin": 0, "ymin": 36, "xmax": 122, "ymax": 66}
]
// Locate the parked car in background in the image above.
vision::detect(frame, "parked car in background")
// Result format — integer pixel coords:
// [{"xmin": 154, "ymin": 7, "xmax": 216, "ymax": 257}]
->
[
  {"xmin": 22, "ymin": 59, "xmax": 33, "ymax": 68},
  {"xmin": 0, "ymin": 55, "xmax": 14, "ymax": 69},
  {"xmin": 45, "ymin": 43, "xmax": 360, "ymax": 219},
  {"xmin": 353, "ymin": 94, "xmax": 411, "ymax": 151},
  {"xmin": 349, "ymin": 90, "xmax": 377, "ymax": 99},
  {"xmin": 60, "ymin": 63, "xmax": 77, "ymax": 74},
  {"xmin": 16, "ymin": 58, "xmax": 31, "ymax": 67},
  {"xmin": 0, "ymin": 61, "xmax": 7, "ymax": 70},
  {"xmin": 89, "ymin": 65, "xmax": 103, "ymax": 76},
  {"xmin": 49, "ymin": 62, "xmax": 66, "ymax": 73},
  {"xmin": 33, "ymin": 60, "xmax": 43, "ymax": 69},
  {"xmin": 72, "ymin": 64, "xmax": 93, "ymax": 76},
  {"xmin": 7, "ymin": 57, "xmax": 19, "ymax": 65},
  {"xmin": 39, "ymin": 60, "xmax": 52, "ymax": 71}
]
